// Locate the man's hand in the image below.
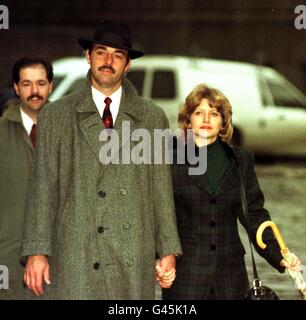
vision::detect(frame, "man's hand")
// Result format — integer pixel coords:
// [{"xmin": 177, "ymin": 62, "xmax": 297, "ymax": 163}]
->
[
  {"xmin": 155, "ymin": 254, "xmax": 176, "ymax": 289},
  {"xmin": 23, "ymin": 255, "xmax": 51, "ymax": 296}
]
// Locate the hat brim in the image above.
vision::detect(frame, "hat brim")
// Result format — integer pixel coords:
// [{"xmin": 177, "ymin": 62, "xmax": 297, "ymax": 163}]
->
[{"xmin": 78, "ymin": 38, "xmax": 144, "ymax": 59}]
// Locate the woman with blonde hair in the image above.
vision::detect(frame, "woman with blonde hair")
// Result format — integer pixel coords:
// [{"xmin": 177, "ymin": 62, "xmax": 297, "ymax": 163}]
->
[{"xmin": 161, "ymin": 83, "xmax": 301, "ymax": 300}]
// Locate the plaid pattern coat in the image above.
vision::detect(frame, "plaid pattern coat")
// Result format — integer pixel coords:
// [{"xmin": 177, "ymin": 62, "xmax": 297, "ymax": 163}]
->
[{"xmin": 163, "ymin": 141, "xmax": 284, "ymax": 300}]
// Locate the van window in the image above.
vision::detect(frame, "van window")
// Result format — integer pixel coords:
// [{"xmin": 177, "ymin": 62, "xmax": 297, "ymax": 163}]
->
[
  {"xmin": 152, "ymin": 71, "xmax": 176, "ymax": 99},
  {"xmin": 266, "ymin": 79, "xmax": 306, "ymax": 108},
  {"xmin": 127, "ymin": 70, "xmax": 145, "ymax": 96}
]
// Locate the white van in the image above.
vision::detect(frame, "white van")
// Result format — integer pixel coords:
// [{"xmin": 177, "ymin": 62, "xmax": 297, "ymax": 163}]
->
[{"xmin": 50, "ymin": 55, "xmax": 306, "ymax": 157}]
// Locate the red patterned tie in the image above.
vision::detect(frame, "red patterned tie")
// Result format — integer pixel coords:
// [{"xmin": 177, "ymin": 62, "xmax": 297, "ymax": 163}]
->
[
  {"xmin": 103, "ymin": 97, "xmax": 113, "ymax": 129},
  {"xmin": 29, "ymin": 123, "xmax": 36, "ymax": 148}
]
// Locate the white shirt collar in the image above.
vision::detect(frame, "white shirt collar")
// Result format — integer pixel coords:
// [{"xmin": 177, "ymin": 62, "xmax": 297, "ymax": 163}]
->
[
  {"xmin": 91, "ymin": 86, "xmax": 122, "ymax": 124},
  {"xmin": 20, "ymin": 108, "xmax": 35, "ymax": 135}
]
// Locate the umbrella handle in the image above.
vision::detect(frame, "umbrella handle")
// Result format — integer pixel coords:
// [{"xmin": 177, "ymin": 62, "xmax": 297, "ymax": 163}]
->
[{"xmin": 256, "ymin": 220, "xmax": 289, "ymax": 255}]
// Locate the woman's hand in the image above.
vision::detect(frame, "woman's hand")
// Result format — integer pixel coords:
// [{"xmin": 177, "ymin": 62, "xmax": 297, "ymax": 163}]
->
[{"xmin": 280, "ymin": 252, "xmax": 302, "ymax": 272}]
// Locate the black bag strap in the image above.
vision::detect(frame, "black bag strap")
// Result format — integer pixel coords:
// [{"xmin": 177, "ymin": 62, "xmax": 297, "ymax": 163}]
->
[{"xmin": 236, "ymin": 159, "xmax": 260, "ymax": 281}]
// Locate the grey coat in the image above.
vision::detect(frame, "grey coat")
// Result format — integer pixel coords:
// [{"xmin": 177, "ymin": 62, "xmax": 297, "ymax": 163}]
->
[
  {"xmin": 21, "ymin": 75, "xmax": 182, "ymax": 300},
  {"xmin": 0, "ymin": 100, "xmax": 33, "ymax": 299}
]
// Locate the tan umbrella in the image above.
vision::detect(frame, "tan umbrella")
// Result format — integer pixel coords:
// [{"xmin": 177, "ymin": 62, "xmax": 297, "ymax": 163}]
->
[{"xmin": 256, "ymin": 220, "xmax": 306, "ymax": 300}]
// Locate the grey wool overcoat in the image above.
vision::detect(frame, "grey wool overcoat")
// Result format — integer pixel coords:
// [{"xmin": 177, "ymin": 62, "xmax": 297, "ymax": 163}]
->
[{"xmin": 21, "ymin": 75, "xmax": 182, "ymax": 300}]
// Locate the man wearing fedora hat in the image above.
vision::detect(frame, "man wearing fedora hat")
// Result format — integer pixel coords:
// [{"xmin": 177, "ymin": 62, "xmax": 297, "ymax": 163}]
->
[{"xmin": 21, "ymin": 20, "xmax": 182, "ymax": 299}]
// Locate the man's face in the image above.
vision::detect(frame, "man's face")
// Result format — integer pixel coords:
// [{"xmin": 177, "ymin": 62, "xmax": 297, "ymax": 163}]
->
[
  {"xmin": 14, "ymin": 64, "xmax": 52, "ymax": 114},
  {"xmin": 86, "ymin": 44, "xmax": 131, "ymax": 94}
]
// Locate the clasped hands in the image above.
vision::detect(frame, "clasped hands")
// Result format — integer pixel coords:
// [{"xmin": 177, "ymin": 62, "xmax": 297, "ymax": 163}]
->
[
  {"xmin": 24, "ymin": 254, "xmax": 177, "ymax": 296},
  {"xmin": 155, "ymin": 254, "xmax": 177, "ymax": 289}
]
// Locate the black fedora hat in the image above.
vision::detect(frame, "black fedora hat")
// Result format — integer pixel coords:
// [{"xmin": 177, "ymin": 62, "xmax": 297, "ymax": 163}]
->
[{"xmin": 78, "ymin": 20, "xmax": 144, "ymax": 60}]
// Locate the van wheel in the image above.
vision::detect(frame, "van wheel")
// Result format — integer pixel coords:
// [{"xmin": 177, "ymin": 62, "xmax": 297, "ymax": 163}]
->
[{"xmin": 231, "ymin": 127, "xmax": 242, "ymax": 146}]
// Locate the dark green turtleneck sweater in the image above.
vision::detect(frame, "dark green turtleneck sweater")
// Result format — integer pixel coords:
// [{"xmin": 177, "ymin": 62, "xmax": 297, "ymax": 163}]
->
[{"xmin": 200, "ymin": 139, "xmax": 230, "ymax": 193}]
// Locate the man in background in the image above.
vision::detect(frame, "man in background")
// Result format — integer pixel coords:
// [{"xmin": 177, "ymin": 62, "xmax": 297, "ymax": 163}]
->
[{"xmin": 0, "ymin": 57, "xmax": 53, "ymax": 299}]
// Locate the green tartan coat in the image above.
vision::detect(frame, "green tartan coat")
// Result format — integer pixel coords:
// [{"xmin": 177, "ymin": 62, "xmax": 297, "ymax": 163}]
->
[
  {"xmin": 0, "ymin": 101, "xmax": 33, "ymax": 299},
  {"xmin": 163, "ymin": 141, "xmax": 284, "ymax": 300},
  {"xmin": 21, "ymin": 75, "xmax": 182, "ymax": 300}
]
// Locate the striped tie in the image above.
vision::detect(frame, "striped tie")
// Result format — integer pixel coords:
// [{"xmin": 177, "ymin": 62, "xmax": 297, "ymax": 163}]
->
[{"xmin": 103, "ymin": 97, "xmax": 113, "ymax": 129}]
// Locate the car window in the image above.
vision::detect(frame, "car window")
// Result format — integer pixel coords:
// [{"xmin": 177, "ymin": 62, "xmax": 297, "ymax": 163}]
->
[
  {"xmin": 265, "ymin": 79, "xmax": 306, "ymax": 108},
  {"xmin": 152, "ymin": 71, "xmax": 176, "ymax": 99},
  {"xmin": 257, "ymin": 76, "xmax": 273, "ymax": 106},
  {"xmin": 126, "ymin": 70, "xmax": 145, "ymax": 96}
]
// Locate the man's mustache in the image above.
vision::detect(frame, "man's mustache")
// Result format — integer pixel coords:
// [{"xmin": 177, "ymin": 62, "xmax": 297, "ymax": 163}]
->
[
  {"xmin": 98, "ymin": 65, "xmax": 115, "ymax": 73},
  {"xmin": 27, "ymin": 94, "xmax": 43, "ymax": 101}
]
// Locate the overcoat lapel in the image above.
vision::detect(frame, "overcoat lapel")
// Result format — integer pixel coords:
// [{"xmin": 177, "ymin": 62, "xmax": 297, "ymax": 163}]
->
[
  {"xmin": 186, "ymin": 143, "xmax": 240, "ymax": 195},
  {"xmin": 214, "ymin": 159, "xmax": 240, "ymax": 195},
  {"xmin": 5, "ymin": 102, "xmax": 34, "ymax": 151},
  {"xmin": 23, "ymin": 130, "xmax": 34, "ymax": 151},
  {"xmin": 77, "ymin": 74, "xmax": 142, "ymax": 168},
  {"xmin": 77, "ymin": 80, "xmax": 104, "ymax": 163},
  {"xmin": 109, "ymin": 83, "xmax": 140, "ymax": 165},
  {"xmin": 178, "ymin": 142, "xmax": 212, "ymax": 195},
  {"xmin": 188, "ymin": 170, "xmax": 212, "ymax": 195}
]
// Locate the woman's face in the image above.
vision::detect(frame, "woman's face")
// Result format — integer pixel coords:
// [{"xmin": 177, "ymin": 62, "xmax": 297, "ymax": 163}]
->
[{"xmin": 189, "ymin": 98, "xmax": 223, "ymax": 146}]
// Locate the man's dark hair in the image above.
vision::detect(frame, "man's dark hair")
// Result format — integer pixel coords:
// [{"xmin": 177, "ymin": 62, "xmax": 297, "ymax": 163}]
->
[{"xmin": 12, "ymin": 57, "xmax": 53, "ymax": 84}]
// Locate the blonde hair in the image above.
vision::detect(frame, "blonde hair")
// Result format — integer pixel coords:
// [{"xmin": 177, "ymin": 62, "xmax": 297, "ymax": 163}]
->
[{"xmin": 178, "ymin": 84, "xmax": 233, "ymax": 143}]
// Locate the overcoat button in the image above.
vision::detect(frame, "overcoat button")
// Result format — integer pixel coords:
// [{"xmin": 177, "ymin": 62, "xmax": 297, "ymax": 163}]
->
[
  {"xmin": 210, "ymin": 221, "xmax": 216, "ymax": 227},
  {"xmin": 97, "ymin": 226, "xmax": 105, "ymax": 233},
  {"xmin": 211, "ymin": 198, "xmax": 216, "ymax": 204},
  {"xmin": 93, "ymin": 262, "xmax": 100, "ymax": 269},
  {"xmin": 127, "ymin": 259, "xmax": 134, "ymax": 267},
  {"xmin": 210, "ymin": 244, "xmax": 216, "ymax": 251},
  {"xmin": 98, "ymin": 191, "xmax": 106, "ymax": 198},
  {"xmin": 120, "ymin": 188, "xmax": 127, "ymax": 195},
  {"xmin": 123, "ymin": 223, "xmax": 130, "ymax": 230}
]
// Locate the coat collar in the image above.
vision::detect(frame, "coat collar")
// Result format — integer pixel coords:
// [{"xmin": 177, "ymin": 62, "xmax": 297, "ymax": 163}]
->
[
  {"xmin": 77, "ymin": 71, "xmax": 144, "ymax": 165},
  {"xmin": 2, "ymin": 99, "xmax": 35, "ymax": 150},
  {"xmin": 77, "ymin": 71, "xmax": 143, "ymax": 122},
  {"xmin": 2, "ymin": 99, "xmax": 23, "ymax": 124},
  {"xmin": 174, "ymin": 139, "xmax": 240, "ymax": 195}
]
